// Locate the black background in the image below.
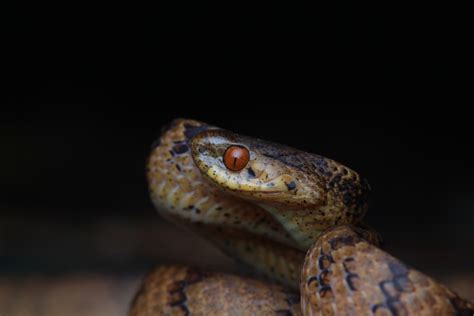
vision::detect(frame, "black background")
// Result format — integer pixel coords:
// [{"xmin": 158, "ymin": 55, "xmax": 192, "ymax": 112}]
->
[
  {"xmin": 3, "ymin": 1, "xmax": 463, "ymax": 102},
  {"xmin": 2, "ymin": 1, "xmax": 472, "ymax": 276},
  {"xmin": 2, "ymin": 109, "xmax": 474, "ymax": 268}
]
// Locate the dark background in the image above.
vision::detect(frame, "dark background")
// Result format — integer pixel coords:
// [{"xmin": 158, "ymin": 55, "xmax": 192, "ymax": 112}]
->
[
  {"xmin": 1, "ymin": 2, "xmax": 472, "ymax": 314},
  {"xmin": 2, "ymin": 108, "xmax": 474, "ymax": 273}
]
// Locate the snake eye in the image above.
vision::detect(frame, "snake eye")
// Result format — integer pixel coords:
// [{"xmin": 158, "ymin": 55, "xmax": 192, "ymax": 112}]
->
[{"xmin": 223, "ymin": 145, "xmax": 250, "ymax": 171}]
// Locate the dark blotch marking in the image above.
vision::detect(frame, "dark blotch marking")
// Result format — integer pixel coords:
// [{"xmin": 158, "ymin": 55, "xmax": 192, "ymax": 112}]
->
[
  {"xmin": 307, "ymin": 276, "xmax": 318, "ymax": 287},
  {"xmin": 371, "ymin": 303, "xmax": 387, "ymax": 314},
  {"xmin": 318, "ymin": 269, "xmax": 331, "ymax": 286},
  {"xmin": 318, "ymin": 285, "xmax": 333, "ymax": 299},
  {"xmin": 168, "ymin": 291, "xmax": 186, "ymax": 306},
  {"xmin": 388, "ymin": 261, "xmax": 409, "ymax": 277},
  {"xmin": 384, "ymin": 260, "xmax": 414, "ymax": 293},
  {"xmin": 172, "ymin": 143, "xmax": 189, "ymax": 154},
  {"xmin": 393, "ymin": 275, "xmax": 413, "ymax": 292},
  {"xmin": 343, "ymin": 193, "xmax": 353, "ymax": 206},
  {"xmin": 275, "ymin": 310, "xmax": 293, "ymax": 316},
  {"xmin": 247, "ymin": 168, "xmax": 256, "ymax": 178},
  {"xmin": 318, "ymin": 254, "xmax": 333, "ymax": 270},
  {"xmin": 184, "ymin": 123, "xmax": 209, "ymax": 140},
  {"xmin": 261, "ymin": 151, "xmax": 305, "ymax": 171},
  {"xmin": 345, "ymin": 273, "xmax": 359, "ymax": 291},
  {"xmin": 286, "ymin": 181, "xmax": 296, "ymax": 190},
  {"xmin": 312, "ymin": 158, "xmax": 330, "ymax": 175},
  {"xmin": 342, "ymin": 257, "xmax": 356, "ymax": 273},
  {"xmin": 387, "ymin": 300, "xmax": 408, "ymax": 316},
  {"xmin": 343, "ymin": 257, "xmax": 360, "ymax": 291},
  {"xmin": 329, "ymin": 235, "xmax": 357, "ymax": 250},
  {"xmin": 372, "ymin": 260, "xmax": 414, "ymax": 316},
  {"xmin": 167, "ymin": 268, "xmax": 208, "ymax": 316},
  {"xmin": 326, "ymin": 171, "xmax": 370, "ymax": 211},
  {"xmin": 175, "ymin": 164, "xmax": 181, "ymax": 171}
]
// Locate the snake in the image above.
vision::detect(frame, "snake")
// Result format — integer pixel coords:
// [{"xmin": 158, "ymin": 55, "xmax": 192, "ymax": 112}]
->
[{"xmin": 130, "ymin": 118, "xmax": 474, "ymax": 316}]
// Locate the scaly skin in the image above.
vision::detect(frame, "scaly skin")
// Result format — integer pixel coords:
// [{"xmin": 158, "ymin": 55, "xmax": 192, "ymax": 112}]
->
[
  {"xmin": 130, "ymin": 265, "xmax": 301, "ymax": 316},
  {"xmin": 301, "ymin": 225, "xmax": 474, "ymax": 315},
  {"xmin": 133, "ymin": 119, "xmax": 473, "ymax": 316}
]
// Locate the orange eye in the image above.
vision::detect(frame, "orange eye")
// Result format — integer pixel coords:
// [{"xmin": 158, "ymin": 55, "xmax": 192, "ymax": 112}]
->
[{"xmin": 223, "ymin": 145, "xmax": 250, "ymax": 171}]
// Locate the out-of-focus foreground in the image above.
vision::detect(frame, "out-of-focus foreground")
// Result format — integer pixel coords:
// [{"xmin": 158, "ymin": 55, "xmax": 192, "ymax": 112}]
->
[{"xmin": 1, "ymin": 217, "xmax": 473, "ymax": 316}]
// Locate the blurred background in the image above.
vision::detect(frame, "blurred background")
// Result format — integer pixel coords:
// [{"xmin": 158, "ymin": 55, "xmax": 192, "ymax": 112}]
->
[{"xmin": 1, "ymin": 1, "xmax": 470, "ymax": 315}]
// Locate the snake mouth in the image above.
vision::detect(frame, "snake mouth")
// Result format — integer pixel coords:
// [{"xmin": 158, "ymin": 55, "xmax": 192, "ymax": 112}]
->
[{"xmin": 235, "ymin": 189, "xmax": 285, "ymax": 195}]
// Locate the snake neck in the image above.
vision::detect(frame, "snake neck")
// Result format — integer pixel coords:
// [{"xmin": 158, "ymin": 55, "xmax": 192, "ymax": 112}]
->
[
  {"xmin": 259, "ymin": 203, "xmax": 373, "ymax": 251},
  {"xmin": 259, "ymin": 204, "xmax": 326, "ymax": 250}
]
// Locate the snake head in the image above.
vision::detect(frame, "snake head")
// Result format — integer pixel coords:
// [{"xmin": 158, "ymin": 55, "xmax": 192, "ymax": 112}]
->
[{"xmin": 190, "ymin": 127, "xmax": 370, "ymax": 218}]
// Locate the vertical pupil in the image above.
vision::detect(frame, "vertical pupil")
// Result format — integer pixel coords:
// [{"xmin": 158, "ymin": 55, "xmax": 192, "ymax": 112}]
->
[{"xmin": 224, "ymin": 146, "xmax": 249, "ymax": 171}]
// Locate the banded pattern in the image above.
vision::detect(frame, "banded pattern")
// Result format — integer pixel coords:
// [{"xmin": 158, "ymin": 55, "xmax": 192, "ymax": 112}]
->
[
  {"xmin": 301, "ymin": 226, "xmax": 474, "ymax": 316},
  {"xmin": 131, "ymin": 118, "xmax": 474, "ymax": 316},
  {"xmin": 130, "ymin": 265, "xmax": 301, "ymax": 316}
]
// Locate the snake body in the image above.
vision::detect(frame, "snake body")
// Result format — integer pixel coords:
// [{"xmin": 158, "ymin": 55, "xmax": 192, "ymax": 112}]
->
[{"xmin": 130, "ymin": 119, "xmax": 473, "ymax": 315}]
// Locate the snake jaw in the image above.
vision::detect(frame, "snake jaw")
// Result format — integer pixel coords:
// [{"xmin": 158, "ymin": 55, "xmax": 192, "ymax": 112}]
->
[
  {"xmin": 204, "ymin": 164, "xmax": 289, "ymax": 193},
  {"xmin": 190, "ymin": 124, "xmax": 371, "ymax": 246},
  {"xmin": 190, "ymin": 128, "xmax": 331, "ymax": 208},
  {"xmin": 203, "ymin": 164, "xmax": 301, "ymax": 200}
]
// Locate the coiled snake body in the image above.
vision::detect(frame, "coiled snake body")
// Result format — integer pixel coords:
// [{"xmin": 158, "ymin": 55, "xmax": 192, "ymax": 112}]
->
[{"xmin": 130, "ymin": 119, "xmax": 473, "ymax": 316}]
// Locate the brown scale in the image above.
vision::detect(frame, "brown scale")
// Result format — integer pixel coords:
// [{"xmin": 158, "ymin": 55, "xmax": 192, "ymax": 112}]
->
[
  {"xmin": 132, "ymin": 118, "xmax": 473, "ymax": 316},
  {"xmin": 130, "ymin": 265, "xmax": 301, "ymax": 316},
  {"xmin": 301, "ymin": 225, "xmax": 473, "ymax": 316}
]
